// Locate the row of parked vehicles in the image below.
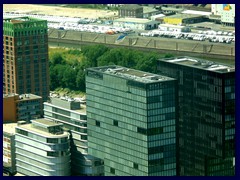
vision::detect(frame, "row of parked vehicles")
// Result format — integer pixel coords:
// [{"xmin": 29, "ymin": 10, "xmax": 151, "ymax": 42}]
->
[
  {"xmin": 4, "ymin": 12, "xmax": 97, "ymax": 24},
  {"xmin": 48, "ymin": 22, "xmax": 133, "ymax": 35},
  {"xmin": 5, "ymin": 11, "xmax": 134, "ymax": 35},
  {"xmin": 139, "ymin": 29, "xmax": 235, "ymax": 44}
]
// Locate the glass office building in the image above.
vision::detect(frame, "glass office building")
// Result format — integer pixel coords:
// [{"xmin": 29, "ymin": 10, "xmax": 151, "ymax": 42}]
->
[
  {"xmin": 86, "ymin": 66, "xmax": 178, "ymax": 176},
  {"xmin": 44, "ymin": 97, "xmax": 104, "ymax": 176},
  {"xmin": 157, "ymin": 56, "xmax": 235, "ymax": 176},
  {"xmin": 15, "ymin": 119, "xmax": 71, "ymax": 176}
]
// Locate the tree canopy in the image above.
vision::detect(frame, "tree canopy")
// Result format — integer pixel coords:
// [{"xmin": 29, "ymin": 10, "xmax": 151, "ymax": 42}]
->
[{"xmin": 49, "ymin": 45, "xmax": 174, "ymax": 92}]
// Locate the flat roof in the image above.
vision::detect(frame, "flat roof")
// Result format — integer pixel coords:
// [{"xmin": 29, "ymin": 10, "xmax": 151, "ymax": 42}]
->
[
  {"xmin": 17, "ymin": 118, "xmax": 68, "ymax": 138},
  {"xmin": 151, "ymin": 14, "xmax": 165, "ymax": 18},
  {"xmin": 120, "ymin": 4, "xmax": 142, "ymax": 10},
  {"xmin": 3, "ymin": 93, "xmax": 42, "ymax": 101},
  {"xmin": 114, "ymin": 17, "xmax": 155, "ymax": 24},
  {"xmin": 159, "ymin": 56, "xmax": 235, "ymax": 73},
  {"xmin": 45, "ymin": 98, "xmax": 87, "ymax": 114},
  {"xmin": 164, "ymin": 13, "xmax": 204, "ymax": 19},
  {"xmin": 143, "ymin": 6, "xmax": 160, "ymax": 14},
  {"xmin": 182, "ymin": 10, "xmax": 212, "ymax": 16},
  {"xmin": 75, "ymin": 104, "xmax": 87, "ymax": 114},
  {"xmin": 161, "ymin": 7, "xmax": 184, "ymax": 12},
  {"xmin": 14, "ymin": 173, "xmax": 25, "ymax": 176},
  {"xmin": 3, "ymin": 16, "xmax": 46, "ymax": 23},
  {"xmin": 17, "ymin": 94, "xmax": 42, "ymax": 101},
  {"xmin": 3, "ymin": 123, "xmax": 18, "ymax": 135},
  {"xmin": 159, "ymin": 24, "xmax": 186, "ymax": 28},
  {"xmin": 3, "ymin": 93, "xmax": 18, "ymax": 99},
  {"xmin": 88, "ymin": 66, "xmax": 175, "ymax": 83},
  {"xmin": 32, "ymin": 118, "xmax": 61, "ymax": 127}
]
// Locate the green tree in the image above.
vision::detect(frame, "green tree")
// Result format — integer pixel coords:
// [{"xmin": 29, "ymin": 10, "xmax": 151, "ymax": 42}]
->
[
  {"xmin": 76, "ymin": 69, "xmax": 86, "ymax": 91},
  {"xmin": 164, "ymin": 54, "xmax": 175, "ymax": 58},
  {"xmin": 81, "ymin": 45, "xmax": 109, "ymax": 67},
  {"xmin": 97, "ymin": 48, "xmax": 128, "ymax": 66},
  {"xmin": 50, "ymin": 52, "xmax": 66, "ymax": 65},
  {"xmin": 55, "ymin": 64, "xmax": 67, "ymax": 88},
  {"xmin": 63, "ymin": 66, "xmax": 77, "ymax": 90},
  {"xmin": 135, "ymin": 52, "xmax": 159, "ymax": 73},
  {"xmin": 49, "ymin": 65, "xmax": 59, "ymax": 90}
]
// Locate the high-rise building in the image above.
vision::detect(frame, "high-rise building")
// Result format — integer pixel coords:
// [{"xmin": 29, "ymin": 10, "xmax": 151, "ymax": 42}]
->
[
  {"xmin": 157, "ymin": 56, "xmax": 235, "ymax": 176},
  {"xmin": 3, "ymin": 17, "xmax": 50, "ymax": 101},
  {"xmin": 86, "ymin": 66, "xmax": 178, "ymax": 176},
  {"xmin": 15, "ymin": 119, "xmax": 71, "ymax": 176},
  {"xmin": 3, "ymin": 93, "xmax": 42, "ymax": 123},
  {"xmin": 44, "ymin": 96, "xmax": 104, "ymax": 176}
]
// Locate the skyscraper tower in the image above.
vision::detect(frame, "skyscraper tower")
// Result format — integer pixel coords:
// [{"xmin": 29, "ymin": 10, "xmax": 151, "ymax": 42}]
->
[
  {"xmin": 157, "ymin": 56, "xmax": 235, "ymax": 176},
  {"xmin": 3, "ymin": 17, "xmax": 50, "ymax": 102},
  {"xmin": 86, "ymin": 66, "xmax": 178, "ymax": 176}
]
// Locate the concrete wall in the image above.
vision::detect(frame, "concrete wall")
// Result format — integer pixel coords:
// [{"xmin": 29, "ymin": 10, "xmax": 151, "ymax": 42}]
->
[
  {"xmin": 3, "ymin": 95, "xmax": 18, "ymax": 122},
  {"xmin": 51, "ymin": 97, "xmax": 80, "ymax": 110}
]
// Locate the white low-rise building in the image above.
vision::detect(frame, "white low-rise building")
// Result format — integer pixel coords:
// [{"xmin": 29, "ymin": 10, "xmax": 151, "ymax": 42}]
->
[
  {"xmin": 44, "ymin": 97, "xmax": 104, "ymax": 176},
  {"xmin": 113, "ymin": 17, "xmax": 160, "ymax": 30},
  {"xmin": 158, "ymin": 24, "xmax": 191, "ymax": 32},
  {"xmin": 15, "ymin": 119, "xmax": 71, "ymax": 176}
]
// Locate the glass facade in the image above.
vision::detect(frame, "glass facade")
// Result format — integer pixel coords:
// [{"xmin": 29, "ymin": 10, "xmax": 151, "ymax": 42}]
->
[
  {"xmin": 15, "ymin": 119, "xmax": 71, "ymax": 176},
  {"xmin": 44, "ymin": 99, "xmax": 104, "ymax": 176},
  {"xmin": 157, "ymin": 57, "xmax": 235, "ymax": 176},
  {"xmin": 86, "ymin": 66, "xmax": 178, "ymax": 176}
]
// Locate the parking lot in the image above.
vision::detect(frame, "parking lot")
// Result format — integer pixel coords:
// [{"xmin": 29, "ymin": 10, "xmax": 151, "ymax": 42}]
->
[
  {"xmin": 190, "ymin": 21, "xmax": 235, "ymax": 32},
  {"xmin": 139, "ymin": 29, "xmax": 235, "ymax": 44}
]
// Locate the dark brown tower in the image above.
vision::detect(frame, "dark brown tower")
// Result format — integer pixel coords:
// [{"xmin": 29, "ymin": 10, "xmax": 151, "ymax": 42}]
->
[{"xmin": 3, "ymin": 17, "xmax": 49, "ymax": 101}]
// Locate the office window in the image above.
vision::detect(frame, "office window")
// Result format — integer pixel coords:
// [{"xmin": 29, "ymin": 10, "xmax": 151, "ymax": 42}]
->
[
  {"xmin": 96, "ymin": 121, "xmax": 100, "ymax": 127},
  {"xmin": 17, "ymin": 129, "xmax": 28, "ymax": 136},
  {"xmin": 137, "ymin": 127, "xmax": 147, "ymax": 135},
  {"xmin": 133, "ymin": 163, "xmax": 139, "ymax": 169},
  {"xmin": 110, "ymin": 167, "xmax": 115, "ymax": 174},
  {"xmin": 47, "ymin": 151, "xmax": 59, "ymax": 157},
  {"xmin": 47, "ymin": 138, "xmax": 58, "ymax": 143},
  {"xmin": 113, "ymin": 120, "xmax": 118, "ymax": 127}
]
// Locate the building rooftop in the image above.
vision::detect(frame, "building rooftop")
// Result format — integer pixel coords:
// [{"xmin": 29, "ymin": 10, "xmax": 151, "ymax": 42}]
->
[
  {"xmin": 164, "ymin": 13, "xmax": 204, "ymax": 19},
  {"xmin": 114, "ymin": 17, "xmax": 156, "ymax": 23},
  {"xmin": 161, "ymin": 7, "xmax": 184, "ymax": 12},
  {"xmin": 74, "ymin": 104, "xmax": 87, "ymax": 114},
  {"xmin": 32, "ymin": 118, "xmax": 62, "ymax": 127},
  {"xmin": 17, "ymin": 118, "xmax": 68, "ymax": 138},
  {"xmin": 159, "ymin": 24, "xmax": 187, "ymax": 28},
  {"xmin": 3, "ymin": 123, "xmax": 18, "ymax": 135},
  {"xmin": 119, "ymin": 4, "xmax": 142, "ymax": 10},
  {"xmin": 17, "ymin": 94, "xmax": 42, "ymax": 101},
  {"xmin": 159, "ymin": 56, "xmax": 235, "ymax": 73},
  {"xmin": 14, "ymin": 172, "xmax": 25, "ymax": 176},
  {"xmin": 143, "ymin": 6, "xmax": 160, "ymax": 14},
  {"xmin": 151, "ymin": 14, "xmax": 166, "ymax": 18},
  {"xmin": 88, "ymin": 66, "xmax": 175, "ymax": 83},
  {"xmin": 3, "ymin": 93, "xmax": 42, "ymax": 101},
  {"xmin": 3, "ymin": 16, "xmax": 46, "ymax": 23},
  {"xmin": 182, "ymin": 10, "xmax": 211, "ymax": 16},
  {"xmin": 45, "ymin": 96, "xmax": 87, "ymax": 114},
  {"xmin": 3, "ymin": 93, "xmax": 18, "ymax": 99}
]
